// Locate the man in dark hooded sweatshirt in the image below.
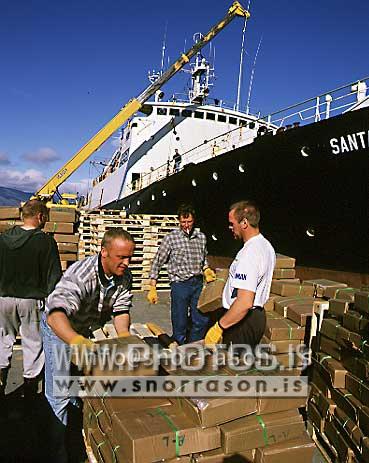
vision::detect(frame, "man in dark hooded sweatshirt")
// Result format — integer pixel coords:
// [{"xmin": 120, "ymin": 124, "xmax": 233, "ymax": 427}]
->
[{"xmin": 0, "ymin": 199, "xmax": 62, "ymax": 410}]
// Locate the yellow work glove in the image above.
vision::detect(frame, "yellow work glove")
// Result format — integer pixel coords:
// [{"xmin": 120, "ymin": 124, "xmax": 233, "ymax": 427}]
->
[
  {"xmin": 117, "ymin": 331, "xmax": 131, "ymax": 338},
  {"xmin": 204, "ymin": 267, "xmax": 216, "ymax": 283},
  {"xmin": 205, "ymin": 322, "xmax": 223, "ymax": 346},
  {"xmin": 69, "ymin": 335, "xmax": 96, "ymax": 372},
  {"xmin": 147, "ymin": 286, "xmax": 158, "ymax": 304},
  {"xmin": 70, "ymin": 335, "xmax": 95, "ymax": 347}
]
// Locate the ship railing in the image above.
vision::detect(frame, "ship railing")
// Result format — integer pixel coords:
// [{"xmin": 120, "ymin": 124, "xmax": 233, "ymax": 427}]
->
[
  {"xmin": 126, "ymin": 125, "xmax": 254, "ymax": 193},
  {"xmin": 264, "ymin": 77, "xmax": 369, "ymax": 128}
]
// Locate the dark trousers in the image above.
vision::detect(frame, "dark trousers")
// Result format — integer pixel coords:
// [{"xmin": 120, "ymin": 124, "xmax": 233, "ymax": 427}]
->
[
  {"xmin": 170, "ymin": 276, "xmax": 209, "ymax": 345},
  {"xmin": 222, "ymin": 307, "xmax": 266, "ymax": 350}
]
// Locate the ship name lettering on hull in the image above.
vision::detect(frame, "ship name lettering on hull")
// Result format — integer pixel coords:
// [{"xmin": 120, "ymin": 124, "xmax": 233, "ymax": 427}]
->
[{"xmin": 330, "ymin": 130, "xmax": 369, "ymax": 154}]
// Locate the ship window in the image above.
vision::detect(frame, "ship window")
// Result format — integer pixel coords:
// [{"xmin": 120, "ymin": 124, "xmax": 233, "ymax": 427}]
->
[
  {"xmin": 194, "ymin": 111, "xmax": 204, "ymax": 119},
  {"xmin": 157, "ymin": 107, "xmax": 167, "ymax": 115},
  {"xmin": 218, "ymin": 114, "xmax": 227, "ymax": 123},
  {"xmin": 169, "ymin": 108, "xmax": 180, "ymax": 116},
  {"xmin": 229, "ymin": 117, "xmax": 237, "ymax": 125},
  {"xmin": 182, "ymin": 109, "xmax": 193, "ymax": 117},
  {"xmin": 131, "ymin": 123, "xmax": 138, "ymax": 128},
  {"xmin": 239, "ymin": 120, "xmax": 247, "ymax": 127},
  {"xmin": 206, "ymin": 112, "xmax": 216, "ymax": 121},
  {"xmin": 249, "ymin": 122, "xmax": 256, "ymax": 129}
]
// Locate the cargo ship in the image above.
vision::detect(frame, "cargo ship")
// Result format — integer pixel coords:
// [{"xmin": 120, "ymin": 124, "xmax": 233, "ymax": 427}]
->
[{"xmin": 87, "ymin": 47, "xmax": 369, "ymax": 277}]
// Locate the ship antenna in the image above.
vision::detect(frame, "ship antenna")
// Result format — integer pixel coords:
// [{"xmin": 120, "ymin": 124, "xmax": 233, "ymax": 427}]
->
[
  {"xmin": 246, "ymin": 34, "xmax": 262, "ymax": 115},
  {"xmin": 160, "ymin": 21, "xmax": 168, "ymax": 75},
  {"xmin": 236, "ymin": 16, "xmax": 248, "ymax": 111},
  {"xmin": 236, "ymin": 0, "xmax": 251, "ymax": 111}
]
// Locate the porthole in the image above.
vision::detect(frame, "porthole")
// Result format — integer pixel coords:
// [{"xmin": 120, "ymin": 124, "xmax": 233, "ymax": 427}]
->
[
  {"xmin": 211, "ymin": 234, "xmax": 218, "ymax": 241},
  {"xmin": 136, "ymin": 200, "xmax": 140, "ymax": 206},
  {"xmin": 162, "ymin": 190, "xmax": 167, "ymax": 197},
  {"xmin": 239, "ymin": 164, "xmax": 245, "ymax": 173},
  {"xmin": 191, "ymin": 179, "xmax": 197, "ymax": 187},
  {"xmin": 306, "ymin": 228, "xmax": 315, "ymax": 238},
  {"xmin": 212, "ymin": 172, "xmax": 218, "ymax": 181},
  {"xmin": 151, "ymin": 194, "xmax": 155, "ymax": 201},
  {"xmin": 301, "ymin": 146, "xmax": 310, "ymax": 157}
]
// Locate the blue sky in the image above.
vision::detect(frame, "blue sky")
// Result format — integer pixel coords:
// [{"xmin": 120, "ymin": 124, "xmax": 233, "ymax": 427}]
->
[{"xmin": 1, "ymin": 0, "xmax": 368, "ymax": 194}]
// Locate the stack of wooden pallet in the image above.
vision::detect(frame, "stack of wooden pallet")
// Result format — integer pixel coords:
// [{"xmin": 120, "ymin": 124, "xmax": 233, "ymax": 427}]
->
[
  {"xmin": 78, "ymin": 210, "xmax": 178, "ymax": 291},
  {"xmin": 45, "ymin": 207, "xmax": 80, "ymax": 271},
  {"xmin": 0, "ymin": 206, "xmax": 23, "ymax": 232}
]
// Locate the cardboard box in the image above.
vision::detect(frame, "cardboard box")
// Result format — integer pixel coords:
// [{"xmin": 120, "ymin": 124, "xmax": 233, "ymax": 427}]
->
[
  {"xmin": 330, "ymin": 388, "xmax": 362, "ymax": 423},
  {"xmin": 0, "ymin": 207, "xmax": 20, "ymax": 220},
  {"xmin": 354, "ymin": 290, "xmax": 369, "ymax": 314},
  {"xmin": 179, "ymin": 397, "xmax": 257, "ymax": 428},
  {"xmin": 92, "ymin": 397, "xmax": 173, "ymax": 432},
  {"xmin": 264, "ymin": 314, "xmax": 305, "ymax": 341},
  {"xmin": 194, "ymin": 447, "xmax": 254, "ymax": 463},
  {"xmin": 261, "ymin": 336, "xmax": 304, "ymax": 354},
  {"xmin": 270, "ymin": 281, "xmax": 314, "ymax": 297},
  {"xmin": 91, "ymin": 337, "xmax": 158, "ymax": 377},
  {"xmin": 44, "ymin": 221, "xmax": 74, "ymax": 234},
  {"xmin": 273, "ymin": 296, "xmax": 324, "ymax": 318},
  {"xmin": 256, "ymin": 395, "xmax": 307, "ymax": 414},
  {"xmin": 314, "ymin": 353, "xmax": 347, "ymax": 388},
  {"xmin": 89, "ymin": 428, "xmax": 115, "ymax": 463},
  {"xmin": 362, "ymin": 438, "xmax": 369, "ymax": 462},
  {"xmin": 49, "ymin": 208, "xmax": 77, "ymax": 223},
  {"xmin": 345, "ymin": 372, "xmax": 369, "ymax": 404},
  {"xmin": 320, "ymin": 319, "xmax": 340, "ymax": 341},
  {"xmin": 57, "ymin": 242, "xmax": 78, "ymax": 253},
  {"xmin": 324, "ymin": 418, "xmax": 355, "ymax": 463},
  {"xmin": 336, "ymin": 325, "xmax": 363, "ymax": 350},
  {"xmin": 220, "ymin": 409, "xmax": 305, "ymax": 453},
  {"xmin": 324, "ymin": 287, "xmax": 357, "ymax": 301},
  {"xmin": 111, "ymin": 405, "xmax": 221, "ymax": 463},
  {"xmin": 315, "ymin": 391, "xmax": 336, "ymax": 419},
  {"xmin": 264, "ymin": 294, "xmax": 280, "ymax": 312},
  {"xmin": 334, "ymin": 407, "xmax": 363, "ymax": 451},
  {"xmin": 286, "ymin": 304, "xmax": 314, "ymax": 327},
  {"xmin": 358, "ymin": 405, "xmax": 369, "ymax": 436},
  {"xmin": 198, "ymin": 269, "xmax": 228, "ymax": 313},
  {"xmin": 273, "ymin": 268, "xmax": 296, "ymax": 279},
  {"xmin": 54, "ymin": 233, "xmax": 79, "ymax": 243},
  {"xmin": 254, "ymin": 433, "xmax": 315, "ymax": 463},
  {"xmin": 59, "ymin": 253, "xmax": 77, "ymax": 261},
  {"xmin": 318, "ymin": 335, "xmax": 343, "ymax": 361},
  {"xmin": 343, "ymin": 310, "xmax": 369, "ymax": 334},
  {"xmin": 342, "ymin": 356, "xmax": 369, "ymax": 381},
  {"xmin": 303, "ymin": 279, "xmax": 347, "ymax": 298},
  {"xmin": 328, "ymin": 298, "xmax": 352, "ymax": 318},
  {"xmin": 275, "ymin": 254, "xmax": 295, "ymax": 269}
]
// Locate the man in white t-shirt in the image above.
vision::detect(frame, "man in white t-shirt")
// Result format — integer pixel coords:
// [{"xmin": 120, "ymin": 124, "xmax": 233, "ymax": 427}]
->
[{"xmin": 205, "ymin": 200, "xmax": 276, "ymax": 348}]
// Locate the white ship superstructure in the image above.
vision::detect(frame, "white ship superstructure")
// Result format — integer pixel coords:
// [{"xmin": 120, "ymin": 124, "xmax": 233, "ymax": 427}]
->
[{"xmin": 88, "ymin": 50, "xmax": 275, "ymax": 209}]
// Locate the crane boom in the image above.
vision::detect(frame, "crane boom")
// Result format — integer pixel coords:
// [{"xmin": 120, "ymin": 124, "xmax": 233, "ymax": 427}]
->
[{"xmin": 34, "ymin": 2, "xmax": 249, "ymax": 200}]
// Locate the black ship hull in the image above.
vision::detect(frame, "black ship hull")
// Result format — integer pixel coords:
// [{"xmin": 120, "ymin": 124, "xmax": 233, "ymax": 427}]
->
[{"xmin": 105, "ymin": 107, "xmax": 369, "ymax": 274}]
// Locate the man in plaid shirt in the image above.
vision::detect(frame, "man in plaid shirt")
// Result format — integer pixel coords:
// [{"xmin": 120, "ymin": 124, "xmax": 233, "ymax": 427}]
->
[{"xmin": 148, "ymin": 204, "xmax": 216, "ymax": 344}]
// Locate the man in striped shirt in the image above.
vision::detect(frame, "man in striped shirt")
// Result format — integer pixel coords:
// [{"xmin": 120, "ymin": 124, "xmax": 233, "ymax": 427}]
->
[
  {"xmin": 42, "ymin": 228, "xmax": 135, "ymax": 462},
  {"xmin": 148, "ymin": 204, "xmax": 216, "ymax": 344}
]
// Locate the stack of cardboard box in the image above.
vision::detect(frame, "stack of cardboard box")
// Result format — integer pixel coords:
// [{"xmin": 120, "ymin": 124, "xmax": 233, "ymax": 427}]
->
[
  {"xmin": 83, "ymin": 329, "xmax": 316, "ymax": 463},
  {"xmin": 0, "ymin": 206, "xmax": 22, "ymax": 233},
  {"xmin": 308, "ymin": 287, "xmax": 369, "ymax": 462},
  {"xmin": 45, "ymin": 207, "xmax": 79, "ymax": 271}
]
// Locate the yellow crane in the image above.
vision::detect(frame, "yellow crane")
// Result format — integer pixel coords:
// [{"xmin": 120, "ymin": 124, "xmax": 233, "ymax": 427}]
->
[{"xmin": 33, "ymin": 2, "xmax": 249, "ymax": 205}]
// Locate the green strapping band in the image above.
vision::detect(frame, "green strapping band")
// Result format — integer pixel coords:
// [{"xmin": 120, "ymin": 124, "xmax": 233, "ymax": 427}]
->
[
  {"xmin": 95, "ymin": 410, "xmax": 104, "ymax": 418},
  {"xmin": 344, "ymin": 393, "xmax": 352, "ymax": 398},
  {"xmin": 113, "ymin": 445, "xmax": 120, "ymax": 463},
  {"xmin": 281, "ymin": 318, "xmax": 293, "ymax": 339},
  {"xmin": 97, "ymin": 442, "xmax": 105, "ymax": 449},
  {"xmin": 343, "ymin": 419, "xmax": 349, "ymax": 428},
  {"xmin": 52, "ymin": 222, "xmax": 57, "ymax": 232},
  {"xmin": 156, "ymin": 407, "xmax": 181, "ymax": 456},
  {"xmin": 320, "ymin": 355, "xmax": 332, "ymax": 364},
  {"xmin": 256, "ymin": 415, "xmax": 268, "ymax": 447}
]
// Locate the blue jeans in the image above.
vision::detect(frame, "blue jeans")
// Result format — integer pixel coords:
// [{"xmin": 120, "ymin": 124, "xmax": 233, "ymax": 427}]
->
[
  {"xmin": 41, "ymin": 312, "xmax": 80, "ymax": 463},
  {"xmin": 170, "ymin": 276, "xmax": 209, "ymax": 345}
]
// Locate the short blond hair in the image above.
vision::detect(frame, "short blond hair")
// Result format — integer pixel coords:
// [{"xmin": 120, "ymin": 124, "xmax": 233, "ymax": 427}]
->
[{"xmin": 230, "ymin": 200, "xmax": 260, "ymax": 227}]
